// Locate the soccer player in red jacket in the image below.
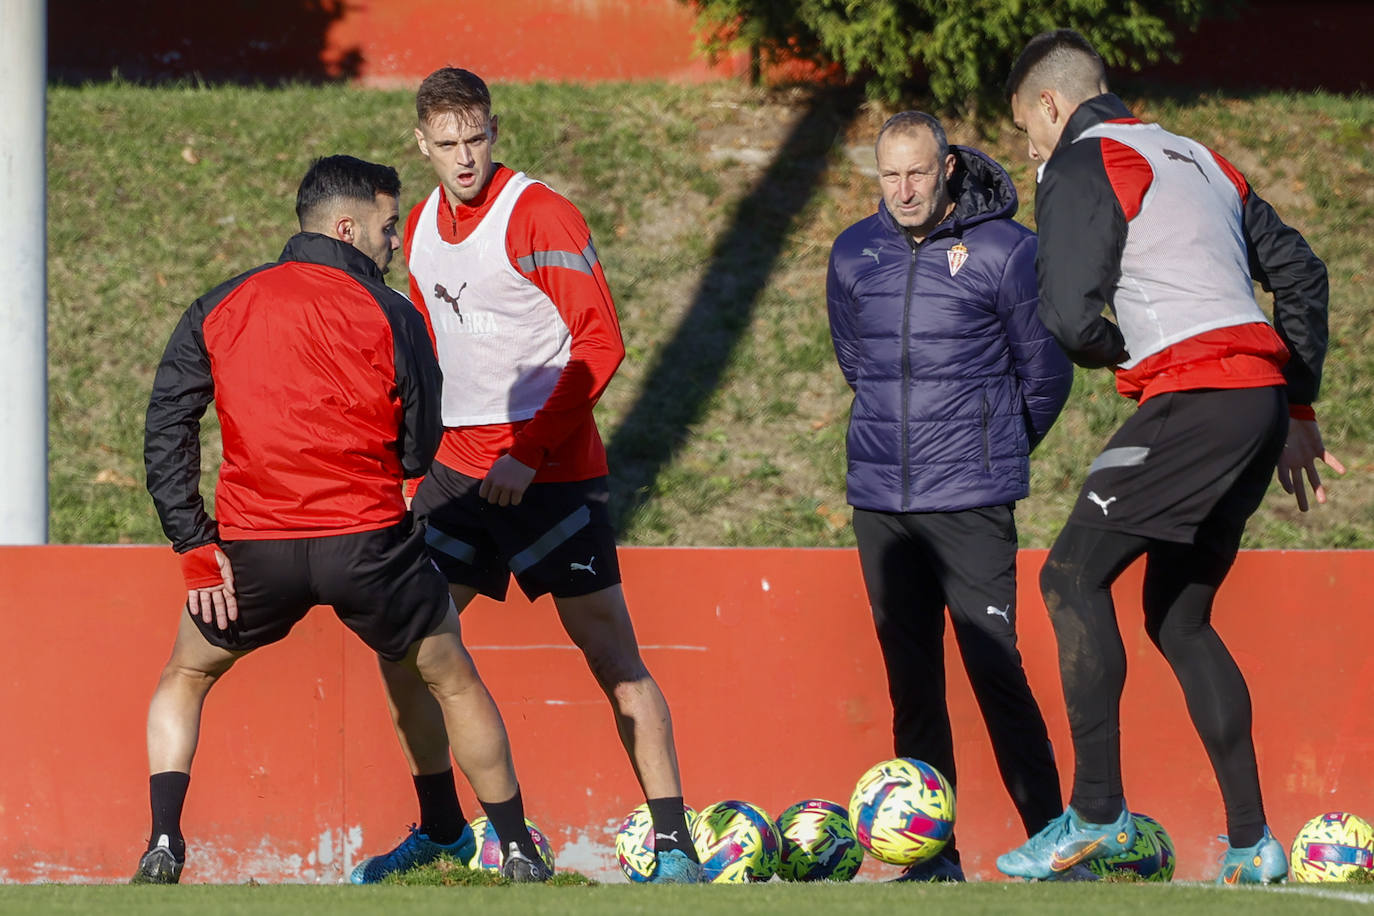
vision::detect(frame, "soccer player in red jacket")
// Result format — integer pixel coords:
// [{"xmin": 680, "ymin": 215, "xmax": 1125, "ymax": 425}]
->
[
  {"xmin": 350, "ymin": 67, "xmax": 701, "ymax": 884},
  {"xmin": 997, "ymin": 30, "xmax": 1342, "ymax": 884},
  {"xmin": 138, "ymin": 156, "xmax": 539, "ymax": 884}
]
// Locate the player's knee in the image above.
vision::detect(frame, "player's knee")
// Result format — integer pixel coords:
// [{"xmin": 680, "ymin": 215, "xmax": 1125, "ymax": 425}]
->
[
  {"xmin": 584, "ymin": 646, "xmax": 650, "ymax": 692},
  {"xmin": 1039, "ymin": 557, "xmax": 1075, "ymax": 620}
]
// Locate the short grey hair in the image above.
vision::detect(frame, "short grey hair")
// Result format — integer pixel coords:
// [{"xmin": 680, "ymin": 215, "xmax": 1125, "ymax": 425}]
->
[{"xmin": 876, "ymin": 111, "xmax": 950, "ymax": 162}]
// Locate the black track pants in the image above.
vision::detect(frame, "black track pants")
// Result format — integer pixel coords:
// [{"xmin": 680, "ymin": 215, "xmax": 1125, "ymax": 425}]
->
[
  {"xmin": 1040, "ymin": 524, "xmax": 1266, "ymax": 845},
  {"xmin": 853, "ymin": 505, "xmax": 1064, "ymax": 860}
]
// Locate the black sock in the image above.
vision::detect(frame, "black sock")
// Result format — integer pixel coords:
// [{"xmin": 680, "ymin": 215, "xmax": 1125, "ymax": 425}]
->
[
  {"xmin": 646, "ymin": 796, "xmax": 697, "ymax": 861},
  {"xmin": 1071, "ymin": 796, "xmax": 1125, "ymax": 825},
  {"xmin": 479, "ymin": 788, "xmax": 539, "ymax": 861},
  {"xmin": 413, "ymin": 769, "xmax": 466, "ymax": 846},
  {"xmin": 148, "ymin": 771, "xmax": 190, "ymax": 861}
]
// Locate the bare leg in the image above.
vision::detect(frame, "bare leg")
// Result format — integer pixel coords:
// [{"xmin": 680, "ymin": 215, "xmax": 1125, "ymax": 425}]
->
[
  {"xmin": 554, "ymin": 584, "xmax": 682, "ymax": 798},
  {"xmin": 385, "ymin": 593, "xmax": 518, "ymax": 802},
  {"xmin": 147, "ymin": 611, "xmax": 242, "ymax": 774}
]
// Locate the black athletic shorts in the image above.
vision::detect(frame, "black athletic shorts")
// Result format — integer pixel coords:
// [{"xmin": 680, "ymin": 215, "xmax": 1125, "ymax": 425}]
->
[
  {"xmin": 191, "ymin": 515, "xmax": 451, "ymax": 662},
  {"xmin": 1067, "ymin": 386, "xmax": 1288, "ymax": 552},
  {"xmin": 412, "ymin": 462, "xmax": 622, "ymax": 602}
]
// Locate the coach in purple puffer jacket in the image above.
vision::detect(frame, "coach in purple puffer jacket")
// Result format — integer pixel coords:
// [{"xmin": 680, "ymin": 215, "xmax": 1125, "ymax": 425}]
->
[{"xmin": 825, "ymin": 111, "xmax": 1072, "ymax": 881}]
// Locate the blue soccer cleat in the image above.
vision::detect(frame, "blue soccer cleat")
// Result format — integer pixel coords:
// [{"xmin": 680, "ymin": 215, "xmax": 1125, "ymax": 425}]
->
[
  {"xmin": 997, "ymin": 805, "xmax": 1136, "ymax": 880},
  {"xmin": 1216, "ymin": 827, "xmax": 1288, "ymax": 885},
  {"xmin": 894, "ymin": 853, "xmax": 965, "ymax": 883},
  {"xmin": 349, "ymin": 823, "xmax": 475, "ymax": 884},
  {"xmin": 649, "ymin": 848, "xmax": 704, "ymax": 884}
]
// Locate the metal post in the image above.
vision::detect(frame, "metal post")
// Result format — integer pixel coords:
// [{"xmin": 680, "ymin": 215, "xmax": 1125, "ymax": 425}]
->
[{"xmin": 0, "ymin": 0, "xmax": 49, "ymax": 544}]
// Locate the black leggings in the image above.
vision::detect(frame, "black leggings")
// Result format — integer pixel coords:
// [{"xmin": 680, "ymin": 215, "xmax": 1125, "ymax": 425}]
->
[{"xmin": 1040, "ymin": 523, "xmax": 1264, "ymax": 847}]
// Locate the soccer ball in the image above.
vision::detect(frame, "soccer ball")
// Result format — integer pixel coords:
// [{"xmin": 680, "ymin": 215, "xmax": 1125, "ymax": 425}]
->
[
  {"xmin": 464, "ymin": 815, "xmax": 556, "ymax": 873},
  {"xmin": 1135, "ymin": 813, "xmax": 1176, "ymax": 882},
  {"xmin": 690, "ymin": 800, "xmax": 782, "ymax": 883},
  {"xmin": 776, "ymin": 799, "xmax": 864, "ymax": 881},
  {"xmin": 1290, "ymin": 811, "xmax": 1374, "ymax": 882},
  {"xmin": 1086, "ymin": 813, "xmax": 1165, "ymax": 879},
  {"xmin": 848, "ymin": 758, "xmax": 955, "ymax": 866},
  {"xmin": 615, "ymin": 802, "xmax": 696, "ymax": 882}
]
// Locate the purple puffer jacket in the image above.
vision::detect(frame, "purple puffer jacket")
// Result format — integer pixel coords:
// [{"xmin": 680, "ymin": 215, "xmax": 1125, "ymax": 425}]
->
[{"xmin": 827, "ymin": 145, "xmax": 1072, "ymax": 513}]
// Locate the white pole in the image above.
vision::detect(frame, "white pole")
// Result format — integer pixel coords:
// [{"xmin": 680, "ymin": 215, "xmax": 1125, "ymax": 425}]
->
[{"xmin": 0, "ymin": 0, "xmax": 48, "ymax": 544}]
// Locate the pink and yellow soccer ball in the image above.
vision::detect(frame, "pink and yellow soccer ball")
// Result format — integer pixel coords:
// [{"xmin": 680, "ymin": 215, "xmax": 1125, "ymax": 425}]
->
[
  {"xmin": 690, "ymin": 800, "xmax": 781, "ymax": 883},
  {"xmin": 848, "ymin": 758, "xmax": 954, "ymax": 866},
  {"xmin": 615, "ymin": 802, "xmax": 696, "ymax": 882},
  {"xmin": 464, "ymin": 815, "xmax": 555, "ymax": 873},
  {"xmin": 1290, "ymin": 811, "xmax": 1374, "ymax": 882}
]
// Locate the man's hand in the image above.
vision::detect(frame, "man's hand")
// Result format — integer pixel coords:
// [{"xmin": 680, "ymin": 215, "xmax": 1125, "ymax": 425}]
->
[
  {"xmin": 1277, "ymin": 418, "xmax": 1346, "ymax": 512},
  {"xmin": 185, "ymin": 547, "xmax": 238, "ymax": 631},
  {"xmin": 479, "ymin": 454, "xmax": 537, "ymax": 506}
]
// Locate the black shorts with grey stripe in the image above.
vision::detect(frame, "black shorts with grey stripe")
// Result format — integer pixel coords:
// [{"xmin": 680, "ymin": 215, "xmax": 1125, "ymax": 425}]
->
[
  {"xmin": 1067, "ymin": 386, "xmax": 1288, "ymax": 554},
  {"xmin": 412, "ymin": 462, "xmax": 622, "ymax": 601}
]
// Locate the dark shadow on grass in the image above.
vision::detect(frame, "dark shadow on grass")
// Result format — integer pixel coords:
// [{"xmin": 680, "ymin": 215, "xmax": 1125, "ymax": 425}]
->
[{"xmin": 606, "ymin": 87, "xmax": 863, "ymax": 534}]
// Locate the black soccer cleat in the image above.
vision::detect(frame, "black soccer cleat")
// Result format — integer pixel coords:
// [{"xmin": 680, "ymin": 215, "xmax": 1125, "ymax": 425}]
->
[
  {"xmin": 130, "ymin": 837, "xmax": 184, "ymax": 885},
  {"xmin": 499, "ymin": 841, "xmax": 552, "ymax": 883}
]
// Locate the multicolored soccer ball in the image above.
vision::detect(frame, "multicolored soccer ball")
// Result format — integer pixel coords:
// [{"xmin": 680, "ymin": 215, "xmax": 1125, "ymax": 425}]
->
[
  {"xmin": 1290, "ymin": 811, "xmax": 1374, "ymax": 882},
  {"xmin": 775, "ymin": 799, "xmax": 864, "ymax": 881},
  {"xmin": 615, "ymin": 802, "xmax": 696, "ymax": 882},
  {"xmin": 464, "ymin": 815, "xmax": 556, "ymax": 873},
  {"xmin": 848, "ymin": 758, "xmax": 955, "ymax": 866},
  {"xmin": 1135, "ymin": 813, "xmax": 1176, "ymax": 881},
  {"xmin": 1086, "ymin": 813, "xmax": 1166, "ymax": 879},
  {"xmin": 690, "ymin": 800, "xmax": 782, "ymax": 882}
]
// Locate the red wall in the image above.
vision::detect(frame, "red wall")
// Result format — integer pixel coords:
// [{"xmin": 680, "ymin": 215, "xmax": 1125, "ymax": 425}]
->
[
  {"xmin": 49, "ymin": 0, "xmax": 1369, "ymax": 92},
  {"xmin": 2, "ymin": 546, "xmax": 1372, "ymax": 883}
]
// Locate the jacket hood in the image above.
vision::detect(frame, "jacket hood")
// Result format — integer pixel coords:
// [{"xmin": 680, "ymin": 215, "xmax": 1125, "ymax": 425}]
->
[
  {"xmin": 877, "ymin": 144, "xmax": 1019, "ymax": 238},
  {"xmin": 947, "ymin": 145, "xmax": 1019, "ymax": 227}
]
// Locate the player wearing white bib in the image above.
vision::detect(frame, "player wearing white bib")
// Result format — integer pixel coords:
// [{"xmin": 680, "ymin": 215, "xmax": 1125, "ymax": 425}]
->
[
  {"xmin": 350, "ymin": 67, "xmax": 701, "ymax": 885},
  {"xmin": 997, "ymin": 29, "xmax": 1341, "ymax": 885}
]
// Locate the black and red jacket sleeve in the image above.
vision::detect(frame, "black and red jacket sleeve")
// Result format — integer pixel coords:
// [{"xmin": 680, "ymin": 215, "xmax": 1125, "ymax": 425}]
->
[
  {"xmin": 143, "ymin": 270, "xmax": 263, "ymax": 553},
  {"xmin": 369, "ymin": 278, "xmax": 445, "ymax": 477},
  {"xmin": 1033, "ymin": 138, "xmax": 1130, "ymax": 369},
  {"xmin": 1228, "ymin": 174, "xmax": 1329, "ymax": 406}
]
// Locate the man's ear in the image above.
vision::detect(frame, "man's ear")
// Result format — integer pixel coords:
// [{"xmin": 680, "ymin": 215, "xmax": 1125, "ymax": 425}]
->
[
  {"xmin": 1041, "ymin": 89, "xmax": 1063, "ymax": 125},
  {"xmin": 943, "ymin": 152, "xmax": 957, "ymax": 181},
  {"xmin": 334, "ymin": 215, "xmax": 355, "ymax": 245},
  {"xmin": 414, "ymin": 125, "xmax": 429, "ymax": 158},
  {"xmin": 489, "ymin": 113, "xmax": 499, "ymax": 146}
]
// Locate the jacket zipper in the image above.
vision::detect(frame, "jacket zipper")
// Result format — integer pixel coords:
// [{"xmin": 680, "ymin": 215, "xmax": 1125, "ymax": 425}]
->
[
  {"xmin": 981, "ymin": 392, "xmax": 991, "ymax": 471},
  {"xmin": 901, "ymin": 241, "xmax": 917, "ymax": 509}
]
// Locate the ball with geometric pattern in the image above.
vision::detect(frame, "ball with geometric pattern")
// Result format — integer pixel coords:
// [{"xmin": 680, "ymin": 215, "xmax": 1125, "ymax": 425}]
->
[
  {"xmin": 464, "ymin": 815, "xmax": 556, "ymax": 874},
  {"xmin": 848, "ymin": 758, "xmax": 955, "ymax": 866},
  {"xmin": 775, "ymin": 798, "xmax": 864, "ymax": 881},
  {"xmin": 615, "ymin": 802, "xmax": 696, "ymax": 882},
  {"xmin": 1085, "ymin": 812, "xmax": 1165, "ymax": 879},
  {"xmin": 1135, "ymin": 813, "xmax": 1176, "ymax": 881},
  {"xmin": 1290, "ymin": 811, "xmax": 1374, "ymax": 882},
  {"xmin": 690, "ymin": 800, "xmax": 782, "ymax": 883}
]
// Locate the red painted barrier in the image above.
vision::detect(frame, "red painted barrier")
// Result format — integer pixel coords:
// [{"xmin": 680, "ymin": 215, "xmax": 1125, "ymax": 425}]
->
[{"xmin": 2, "ymin": 546, "xmax": 1371, "ymax": 883}]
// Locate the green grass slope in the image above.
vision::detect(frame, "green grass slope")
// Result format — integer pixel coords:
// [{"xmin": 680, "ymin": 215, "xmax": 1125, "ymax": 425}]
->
[{"xmin": 47, "ymin": 81, "xmax": 1374, "ymax": 547}]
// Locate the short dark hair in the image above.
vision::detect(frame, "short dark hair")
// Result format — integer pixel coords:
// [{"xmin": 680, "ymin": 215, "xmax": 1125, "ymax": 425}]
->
[
  {"xmin": 1005, "ymin": 28, "xmax": 1107, "ymax": 101},
  {"xmin": 416, "ymin": 67, "xmax": 492, "ymax": 125},
  {"xmin": 295, "ymin": 155, "xmax": 401, "ymax": 228},
  {"xmin": 876, "ymin": 111, "xmax": 950, "ymax": 162}
]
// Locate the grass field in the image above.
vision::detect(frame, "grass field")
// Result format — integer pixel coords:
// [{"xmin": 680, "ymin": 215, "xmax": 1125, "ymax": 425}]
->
[
  {"xmin": 46, "ymin": 80, "xmax": 1374, "ymax": 547},
  {"xmin": 5, "ymin": 881, "xmax": 1374, "ymax": 915}
]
